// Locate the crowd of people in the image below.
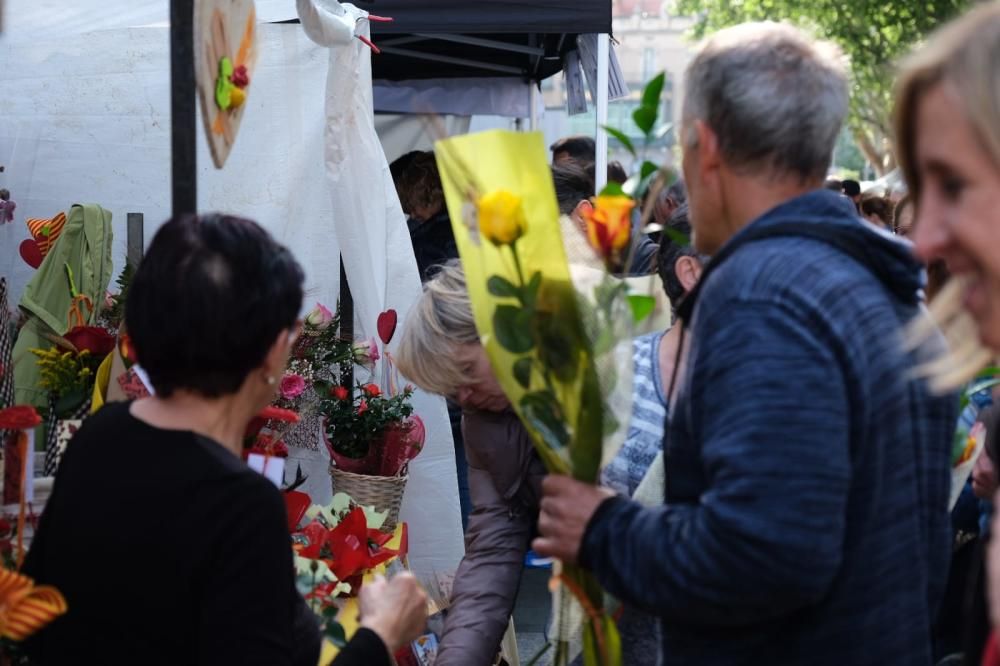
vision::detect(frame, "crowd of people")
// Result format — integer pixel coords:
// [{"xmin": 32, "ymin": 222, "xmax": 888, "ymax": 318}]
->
[{"xmin": 17, "ymin": 1, "xmax": 1000, "ymax": 665}]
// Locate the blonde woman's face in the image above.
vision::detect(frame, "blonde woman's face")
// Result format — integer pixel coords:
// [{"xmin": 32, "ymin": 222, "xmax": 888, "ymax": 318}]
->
[
  {"xmin": 912, "ymin": 83, "xmax": 1000, "ymax": 350},
  {"xmin": 454, "ymin": 343, "xmax": 510, "ymax": 412}
]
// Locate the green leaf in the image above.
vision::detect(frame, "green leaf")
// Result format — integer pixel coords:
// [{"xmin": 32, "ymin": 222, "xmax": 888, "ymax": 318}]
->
[
  {"xmin": 601, "ymin": 125, "xmax": 636, "ymax": 157},
  {"xmin": 629, "ymin": 161, "xmax": 661, "ymax": 200},
  {"xmin": 662, "ymin": 226, "xmax": 690, "ymax": 247},
  {"xmin": 536, "ymin": 313, "xmax": 580, "ymax": 383},
  {"xmin": 493, "ymin": 305, "xmax": 534, "ymax": 353},
  {"xmin": 520, "ymin": 391, "xmax": 570, "ymax": 448},
  {"xmin": 593, "ymin": 328, "xmax": 616, "ymax": 356},
  {"xmin": 632, "ymin": 106, "xmax": 658, "ymax": 136},
  {"xmin": 513, "ymin": 357, "xmax": 533, "ymax": 389},
  {"xmin": 627, "ymin": 294, "xmax": 656, "ymax": 323},
  {"xmin": 324, "ymin": 620, "xmax": 348, "ymax": 648},
  {"xmin": 523, "ymin": 272, "xmax": 543, "ymax": 310},
  {"xmin": 599, "ymin": 181, "xmax": 626, "ymax": 197},
  {"xmin": 594, "ymin": 280, "xmax": 627, "ymax": 311},
  {"xmin": 487, "ymin": 275, "xmax": 520, "ymax": 299},
  {"xmin": 641, "ymin": 72, "xmax": 666, "ymax": 110}
]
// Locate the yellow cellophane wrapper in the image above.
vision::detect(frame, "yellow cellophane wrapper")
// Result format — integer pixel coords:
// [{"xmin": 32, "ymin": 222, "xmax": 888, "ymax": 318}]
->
[
  {"xmin": 435, "ymin": 130, "xmax": 605, "ymax": 478},
  {"xmin": 435, "ymin": 130, "xmax": 621, "ymax": 665},
  {"xmin": 90, "ymin": 351, "xmax": 114, "ymax": 413}
]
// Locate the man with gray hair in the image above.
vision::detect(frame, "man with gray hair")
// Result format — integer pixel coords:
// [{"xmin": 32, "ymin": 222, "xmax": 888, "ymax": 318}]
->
[{"xmin": 534, "ymin": 22, "xmax": 956, "ymax": 664}]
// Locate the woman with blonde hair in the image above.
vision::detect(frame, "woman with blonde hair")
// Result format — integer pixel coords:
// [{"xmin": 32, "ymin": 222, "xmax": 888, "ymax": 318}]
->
[
  {"xmin": 894, "ymin": 2, "xmax": 1000, "ymax": 661},
  {"xmin": 396, "ymin": 261, "xmax": 545, "ymax": 666},
  {"xmin": 896, "ymin": 1, "xmax": 1000, "ymax": 389}
]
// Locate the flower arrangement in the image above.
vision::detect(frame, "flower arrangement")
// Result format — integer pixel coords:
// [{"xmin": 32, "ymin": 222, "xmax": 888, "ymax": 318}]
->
[
  {"xmin": 317, "ymin": 382, "xmax": 423, "ymax": 476},
  {"xmin": 288, "ymin": 493, "xmax": 404, "ymax": 647},
  {"xmin": 31, "ymin": 325, "xmax": 116, "ymax": 418},
  {"xmin": 430, "ymin": 77, "xmax": 687, "ymax": 661},
  {"xmin": 436, "ymin": 129, "xmax": 630, "ymax": 666},
  {"xmin": 271, "ymin": 303, "xmax": 379, "ymax": 414}
]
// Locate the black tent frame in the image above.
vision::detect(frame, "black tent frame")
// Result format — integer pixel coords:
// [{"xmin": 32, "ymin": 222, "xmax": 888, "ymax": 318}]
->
[{"xmin": 169, "ymin": 1, "xmax": 610, "ymax": 376}]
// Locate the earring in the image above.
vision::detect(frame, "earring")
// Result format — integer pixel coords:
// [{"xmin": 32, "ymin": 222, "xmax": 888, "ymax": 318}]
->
[{"xmin": 266, "ymin": 376, "xmax": 277, "ymax": 386}]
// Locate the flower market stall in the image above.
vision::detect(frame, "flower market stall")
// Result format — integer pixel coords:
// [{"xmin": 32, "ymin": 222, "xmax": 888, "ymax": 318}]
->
[
  {"xmin": 0, "ymin": 1, "xmax": 614, "ymax": 662},
  {"xmin": 0, "ymin": 11, "xmax": 467, "ymax": 580},
  {"xmin": 0, "ymin": 0, "xmax": 614, "ymax": 575}
]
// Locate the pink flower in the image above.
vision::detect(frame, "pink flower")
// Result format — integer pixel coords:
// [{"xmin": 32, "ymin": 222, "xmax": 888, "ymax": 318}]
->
[
  {"xmin": 352, "ymin": 338, "xmax": 380, "ymax": 370},
  {"xmin": 305, "ymin": 303, "xmax": 334, "ymax": 331},
  {"xmin": 357, "ymin": 399, "xmax": 368, "ymax": 414},
  {"xmin": 279, "ymin": 373, "xmax": 307, "ymax": 400}
]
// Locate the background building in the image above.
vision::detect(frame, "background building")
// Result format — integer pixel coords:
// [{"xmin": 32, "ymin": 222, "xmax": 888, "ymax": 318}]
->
[{"xmin": 538, "ymin": 0, "xmax": 696, "ymax": 172}]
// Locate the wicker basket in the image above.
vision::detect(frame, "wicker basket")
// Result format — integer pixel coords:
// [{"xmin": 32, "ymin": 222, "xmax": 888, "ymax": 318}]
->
[{"xmin": 329, "ymin": 466, "xmax": 408, "ymax": 533}]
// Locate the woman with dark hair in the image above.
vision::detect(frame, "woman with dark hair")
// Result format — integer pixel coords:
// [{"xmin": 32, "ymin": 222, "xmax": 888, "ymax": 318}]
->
[
  {"xmin": 860, "ymin": 193, "xmax": 893, "ymax": 229},
  {"xmin": 24, "ymin": 214, "xmax": 427, "ymax": 666}
]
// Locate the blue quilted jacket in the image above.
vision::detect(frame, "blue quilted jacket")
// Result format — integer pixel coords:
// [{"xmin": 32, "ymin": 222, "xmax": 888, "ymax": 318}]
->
[{"xmin": 581, "ymin": 190, "xmax": 957, "ymax": 665}]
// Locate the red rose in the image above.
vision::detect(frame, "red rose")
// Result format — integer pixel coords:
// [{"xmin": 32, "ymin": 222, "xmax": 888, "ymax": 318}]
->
[
  {"xmin": 0, "ymin": 406, "xmax": 42, "ymax": 430},
  {"xmin": 331, "ymin": 386, "xmax": 349, "ymax": 401},
  {"xmin": 64, "ymin": 326, "xmax": 115, "ymax": 358},
  {"xmin": 357, "ymin": 399, "xmax": 368, "ymax": 415},
  {"xmin": 363, "ymin": 384, "xmax": 381, "ymax": 398}
]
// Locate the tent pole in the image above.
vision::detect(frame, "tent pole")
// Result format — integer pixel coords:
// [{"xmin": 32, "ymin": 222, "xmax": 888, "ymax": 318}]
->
[
  {"xmin": 170, "ymin": 0, "xmax": 197, "ymax": 216},
  {"xmin": 595, "ymin": 33, "xmax": 609, "ymax": 192},
  {"xmin": 529, "ymin": 84, "xmax": 540, "ymax": 132}
]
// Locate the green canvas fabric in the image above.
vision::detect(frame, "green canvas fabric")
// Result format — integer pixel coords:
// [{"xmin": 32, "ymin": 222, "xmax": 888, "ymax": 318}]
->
[{"xmin": 13, "ymin": 204, "xmax": 113, "ymax": 408}]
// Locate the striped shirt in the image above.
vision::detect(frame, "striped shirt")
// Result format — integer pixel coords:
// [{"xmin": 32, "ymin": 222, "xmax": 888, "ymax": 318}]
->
[
  {"xmin": 602, "ymin": 332, "xmax": 668, "ymax": 497},
  {"xmin": 600, "ymin": 332, "xmax": 668, "ymax": 666}
]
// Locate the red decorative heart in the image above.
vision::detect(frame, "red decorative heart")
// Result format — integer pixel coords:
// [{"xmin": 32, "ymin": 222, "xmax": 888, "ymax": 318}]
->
[
  {"xmin": 377, "ymin": 309, "xmax": 398, "ymax": 345},
  {"xmin": 19, "ymin": 239, "xmax": 43, "ymax": 269}
]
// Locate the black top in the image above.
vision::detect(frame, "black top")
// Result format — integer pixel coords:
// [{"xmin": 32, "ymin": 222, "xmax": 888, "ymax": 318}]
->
[{"xmin": 23, "ymin": 402, "xmax": 321, "ymax": 666}]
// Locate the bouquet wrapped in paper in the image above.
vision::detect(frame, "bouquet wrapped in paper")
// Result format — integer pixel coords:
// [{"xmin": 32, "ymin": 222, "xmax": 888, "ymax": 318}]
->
[{"xmin": 435, "ymin": 130, "xmax": 635, "ymax": 666}]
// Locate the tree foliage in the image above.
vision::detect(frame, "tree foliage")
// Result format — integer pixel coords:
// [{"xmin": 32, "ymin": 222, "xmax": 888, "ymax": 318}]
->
[{"xmin": 674, "ymin": 0, "xmax": 970, "ymax": 174}]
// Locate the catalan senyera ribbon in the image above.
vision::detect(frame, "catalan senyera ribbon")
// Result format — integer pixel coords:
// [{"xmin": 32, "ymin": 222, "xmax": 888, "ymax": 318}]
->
[
  {"xmin": 25, "ymin": 212, "xmax": 67, "ymax": 258},
  {"xmin": 0, "ymin": 568, "xmax": 67, "ymax": 641}
]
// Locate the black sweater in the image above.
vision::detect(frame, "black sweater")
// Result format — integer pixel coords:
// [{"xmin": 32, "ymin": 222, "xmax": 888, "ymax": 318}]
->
[{"xmin": 21, "ymin": 402, "xmax": 332, "ymax": 665}]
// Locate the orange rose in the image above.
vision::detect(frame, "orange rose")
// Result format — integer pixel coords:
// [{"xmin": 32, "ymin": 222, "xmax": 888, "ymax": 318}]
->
[{"xmin": 582, "ymin": 195, "xmax": 636, "ymax": 262}]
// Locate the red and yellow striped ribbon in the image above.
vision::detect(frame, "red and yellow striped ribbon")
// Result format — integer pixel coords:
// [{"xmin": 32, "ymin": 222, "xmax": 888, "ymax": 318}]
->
[
  {"xmin": 0, "ymin": 568, "xmax": 67, "ymax": 641},
  {"xmin": 25, "ymin": 212, "xmax": 67, "ymax": 258}
]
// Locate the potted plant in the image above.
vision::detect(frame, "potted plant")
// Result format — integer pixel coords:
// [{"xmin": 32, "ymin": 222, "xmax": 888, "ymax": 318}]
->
[{"xmin": 316, "ymin": 382, "xmax": 424, "ymax": 531}]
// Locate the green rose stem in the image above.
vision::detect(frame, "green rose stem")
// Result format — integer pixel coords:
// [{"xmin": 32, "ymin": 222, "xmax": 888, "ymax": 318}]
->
[{"xmin": 509, "ymin": 241, "xmax": 528, "ymax": 289}]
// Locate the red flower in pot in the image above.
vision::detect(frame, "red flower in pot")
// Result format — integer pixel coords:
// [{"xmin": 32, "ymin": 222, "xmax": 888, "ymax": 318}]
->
[{"xmin": 320, "ymin": 384, "xmax": 417, "ymax": 476}]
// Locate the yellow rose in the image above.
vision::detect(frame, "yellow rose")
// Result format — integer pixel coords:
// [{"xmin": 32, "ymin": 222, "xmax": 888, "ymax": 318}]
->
[
  {"xmin": 477, "ymin": 190, "xmax": 527, "ymax": 246},
  {"xmin": 582, "ymin": 195, "xmax": 635, "ymax": 261}
]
